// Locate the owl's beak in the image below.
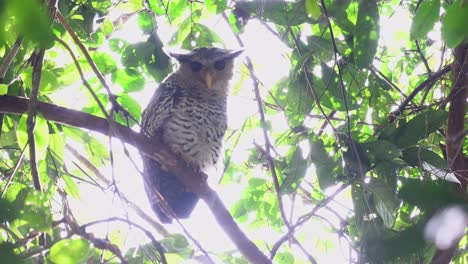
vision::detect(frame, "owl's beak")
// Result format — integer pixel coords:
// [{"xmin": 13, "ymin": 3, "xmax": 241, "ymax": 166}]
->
[{"xmin": 203, "ymin": 71, "xmax": 214, "ymax": 89}]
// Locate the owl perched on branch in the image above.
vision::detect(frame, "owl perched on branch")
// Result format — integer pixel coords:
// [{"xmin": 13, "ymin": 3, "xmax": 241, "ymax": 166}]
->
[{"xmin": 141, "ymin": 47, "xmax": 242, "ymax": 223}]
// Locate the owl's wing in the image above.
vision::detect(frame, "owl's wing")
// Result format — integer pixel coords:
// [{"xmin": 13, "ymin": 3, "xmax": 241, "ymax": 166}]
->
[
  {"xmin": 141, "ymin": 80, "xmax": 177, "ymax": 138},
  {"xmin": 140, "ymin": 79, "xmax": 198, "ymax": 223}
]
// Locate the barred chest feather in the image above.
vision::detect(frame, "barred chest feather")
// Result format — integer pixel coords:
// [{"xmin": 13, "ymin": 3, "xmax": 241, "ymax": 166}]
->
[{"xmin": 162, "ymin": 88, "xmax": 227, "ymax": 169}]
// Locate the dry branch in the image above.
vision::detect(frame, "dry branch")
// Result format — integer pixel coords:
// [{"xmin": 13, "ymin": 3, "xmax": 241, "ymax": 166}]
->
[{"xmin": 0, "ymin": 95, "xmax": 272, "ymax": 264}]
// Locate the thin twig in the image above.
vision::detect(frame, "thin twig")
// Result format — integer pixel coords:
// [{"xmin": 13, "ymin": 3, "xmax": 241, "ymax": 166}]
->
[
  {"xmin": 292, "ymin": 237, "xmax": 318, "ymax": 264},
  {"xmin": 371, "ymin": 67, "xmax": 413, "ymax": 103},
  {"xmin": 81, "ymin": 217, "xmax": 167, "ymax": 264},
  {"xmin": 64, "ymin": 215, "xmax": 129, "ymax": 264},
  {"xmin": 222, "ymin": 13, "xmax": 291, "ymax": 229},
  {"xmin": 65, "ymin": 144, "xmax": 169, "ymax": 236},
  {"xmin": 55, "ymin": 11, "xmax": 138, "ymax": 124},
  {"xmin": 0, "ymin": 143, "xmax": 28, "ymax": 198},
  {"xmin": 415, "ymin": 40, "xmax": 432, "ymax": 75},
  {"xmin": 0, "ymin": 37, "xmax": 23, "ymax": 82},
  {"xmin": 389, "ymin": 65, "xmax": 451, "ymax": 121},
  {"xmin": 287, "ymin": 28, "xmax": 337, "ymax": 135},
  {"xmin": 270, "ymin": 183, "xmax": 350, "ymax": 259},
  {"xmin": 319, "ymin": 0, "xmax": 352, "ymax": 137}
]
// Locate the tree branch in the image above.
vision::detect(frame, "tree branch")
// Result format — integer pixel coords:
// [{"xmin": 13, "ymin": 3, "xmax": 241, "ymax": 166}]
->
[
  {"xmin": 0, "ymin": 37, "xmax": 23, "ymax": 82},
  {"xmin": 389, "ymin": 65, "xmax": 451, "ymax": 122},
  {"xmin": 0, "ymin": 95, "xmax": 271, "ymax": 264}
]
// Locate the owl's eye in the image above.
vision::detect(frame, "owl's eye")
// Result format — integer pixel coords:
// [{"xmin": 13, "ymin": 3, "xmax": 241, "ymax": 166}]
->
[
  {"xmin": 190, "ymin": 61, "xmax": 203, "ymax": 72},
  {"xmin": 214, "ymin": 60, "xmax": 226, "ymax": 71}
]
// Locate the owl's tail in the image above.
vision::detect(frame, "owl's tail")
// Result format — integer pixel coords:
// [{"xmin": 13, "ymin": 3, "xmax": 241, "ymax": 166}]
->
[{"xmin": 142, "ymin": 157, "xmax": 199, "ymax": 223}]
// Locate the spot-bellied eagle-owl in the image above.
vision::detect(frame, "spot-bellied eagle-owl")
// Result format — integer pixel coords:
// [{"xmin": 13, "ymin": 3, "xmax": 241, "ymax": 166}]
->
[{"xmin": 141, "ymin": 47, "xmax": 242, "ymax": 223}]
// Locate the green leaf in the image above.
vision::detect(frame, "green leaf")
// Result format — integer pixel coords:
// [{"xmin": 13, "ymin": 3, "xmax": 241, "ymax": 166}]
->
[
  {"xmin": 234, "ymin": 0, "xmax": 310, "ymax": 26},
  {"xmin": 286, "ymin": 75, "xmax": 313, "ymax": 126},
  {"xmin": 112, "ymin": 69, "xmax": 145, "ymax": 92},
  {"xmin": 99, "ymin": 19, "xmax": 114, "ymax": 35},
  {"xmin": 353, "ymin": 0, "xmax": 380, "ymax": 68},
  {"xmin": 137, "ymin": 11, "xmax": 155, "ymax": 33},
  {"xmin": 364, "ymin": 140, "xmax": 401, "ymax": 162},
  {"xmin": 115, "ymin": 93, "xmax": 142, "ymax": 125},
  {"xmin": 281, "ymin": 146, "xmax": 308, "ymax": 194},
  {"xmin": 92, "ymin": 52, "xmax": 117, "ymax": 75},
  {"xmin": 161, "ymin": 234, "xmax": 189, "ymax": 253},
  {"xmin": 16, "ymin": 114, "xmax": 50, "ymax": 161},
  {"xmin": 6, "ymin": 0, "xmax": 52, "ymax": 47},
  {"xmin": 21, "ymin": 191, "xmax": 52, "ymax": 232},
  {"xmin": 0, "ymin": 243, "xmax": 24, "ymax": 264},
  {"xmin": 181, "ymin": 23, "xmax": 224, "ymax": 49},
  {"xmin": 206, "ymin": 0, "xmax": 227, "ymax": 14},
  {"xmin": 49, "ymin": 238, "xmax": 91, "ymax": 264},
  {"xmin": 248, "ymin": 178, "xmax": 267, "ymax": 188},
  {"xmin": 62, "ymin": 173, "xmax": 80, "ymax": 198},
  {"xmin": 351, "ymin": 184, "xmax": 381, "ymax": 237},
  {"xmin": 365, "ymin": 178, "xmax": 399, "ymax": 228},
  {"xmin": 167, "ymin": 0, "xmax": 187, "ymax": 22},
  {"xmin": 0, "ymin": 198, "xmax": 20, "ymax": 223},
  {"xmin": 231, "ymin": 200, "xmax": 248, "ymax": 219},
  {"xmin": 309, "ymin": 136, "xmax": 337, "ymax": 190},
  {"xmin": 40, "ymin": 69, "xmax": 60, "ymax": 93},
  {"xmin": 305, "ymin": 0, "xmax": 321, "ymax": 20},
  {"xmin": 442, "ymin": 0, "xmax": 468, "ymax": 48},
  {"xmin": 146, "ymin": 0, "xmax": 167, "ymax": 15},
  {"xmin": 275, "ymin": 251, "xmax": 295, "ymax": 264},
  {"xmin": 375, "ymin": 161, "xmax": 397, "ymax": 190},
  {"xmin": 21, "ymin": 68, "xmax": 59, "ymax": 94},
  {"xmin": 395, "ymin": 109, "xmax": 448, "ymax": 147},
  {"xmin": 0, "ymin": 84, "xmax": 7, "ymax": 95},
  {"xmin": 410, "ymin": 0, "xmax": 440, "ymax": 40},
  {"xmin": 343, "ymin": 140, "xmax": 371, "ymax": 177},
  {"xmin": 398, "ymin": 178, "xmax": 464, "ymax": 213},
  {"xmin": 320, "ymin": 64, "xmax": 359, "ymax": 111},
  {"xmin": 402, "ymin": 147, "xmax": 447, "ymax": 169}
]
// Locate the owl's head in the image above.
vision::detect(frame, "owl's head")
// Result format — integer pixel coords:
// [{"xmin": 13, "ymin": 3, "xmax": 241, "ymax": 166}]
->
[{"xmin": 168, "ymin": 47, "xmax": 243, "ymax": 91}]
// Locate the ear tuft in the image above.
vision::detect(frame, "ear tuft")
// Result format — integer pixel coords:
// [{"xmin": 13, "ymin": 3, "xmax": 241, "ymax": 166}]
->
[
  {"xmin": 163, "ymin": 47, "xmax": 191, "ymax": 62},
  {"xmin": 226, "ymin": 49, "xmax": 243, "ymax": 59}
]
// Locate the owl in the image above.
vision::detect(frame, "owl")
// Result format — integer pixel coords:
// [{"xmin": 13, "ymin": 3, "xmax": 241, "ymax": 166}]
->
[{"xmin": 141, "ymin": 47, "xmax": 242, "ymax": 223}]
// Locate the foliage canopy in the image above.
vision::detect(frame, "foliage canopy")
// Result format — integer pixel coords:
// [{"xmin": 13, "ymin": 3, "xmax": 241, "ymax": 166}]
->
[{"xmin": 0, "ymin": 0, "xmax": 467, "ymax": 263}]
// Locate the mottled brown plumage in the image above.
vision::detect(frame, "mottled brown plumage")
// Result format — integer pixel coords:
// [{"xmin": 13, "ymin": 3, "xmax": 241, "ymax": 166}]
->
[{"xmin": 141, "ymin": 47, "xmax": 242, "ymax": 223}]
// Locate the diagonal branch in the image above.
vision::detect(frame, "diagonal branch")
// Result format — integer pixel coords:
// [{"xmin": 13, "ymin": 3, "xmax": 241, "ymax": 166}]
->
[
  {"xmin": 389, "ymin": 65, "xmax": 451, "ymax": 122},
  {"xmin": 0, "ymin": 95, "xmax": 272, "ymax": 264},
  {"xmin": 55, "ymin": 10, "xmax": 136, "ymax": 123},
  {"xmin": 0, "ymin": 37, "xmax": 23, "ymax": 82}
]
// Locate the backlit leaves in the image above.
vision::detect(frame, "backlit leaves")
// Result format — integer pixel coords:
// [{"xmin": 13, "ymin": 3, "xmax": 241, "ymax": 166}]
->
[
  {"xmin": 0, "ymin": 0, "xmax": 466, "ymax": 263},
  {"xmin": 395, "ymin": 109, "xmax": 447, "ymax": 147},
  {"xmin": 17, "ymin": 114, "xmax": 50, "ymax": 161},
  {"xmin": 3, "ymin": 0, "xmax": 52, "ymax": 47},
  {"xmin": 206, "ymin": 0, "xmax": 227, "ymax": 14},
  {"xmin": 354, "ymin": 0, "xmax": 380, "ymax": 68},
  {"xmin": 49, "ymin": 238, "xmax": 91, "ymax": 264},
  {"xmin": 234, "ymin": 0, "xmax": 310, "ymax": 26},
  {"xmin": 442, "ymin": 0, "xmax": 468, "ymax": 47},
  {"xmin": 305, "ymin": 0, "xmax": 321, "ymax": 20},
  {"xmin": 410, "ymin": 0, "xmax": 440, "ymax": 40}
]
